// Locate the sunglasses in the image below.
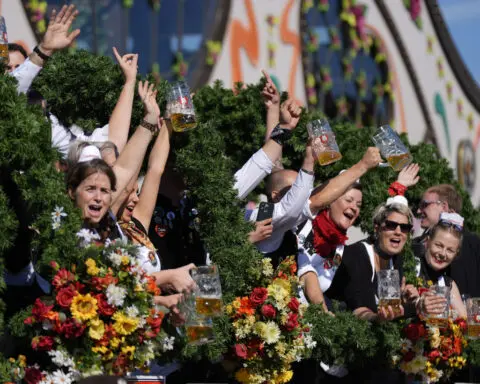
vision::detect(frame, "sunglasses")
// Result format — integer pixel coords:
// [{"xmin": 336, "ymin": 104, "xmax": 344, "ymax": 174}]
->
[
  {"xmin": 438, "ymin": 219, "xmax": 463, "ymax": 232},
  {"xmin": 382, "ymin": 220, "xmax": 413, "ymax": 234},
  {"xmin": 418, "ymin": 200, "xmax": 443, "ymax": 210}
]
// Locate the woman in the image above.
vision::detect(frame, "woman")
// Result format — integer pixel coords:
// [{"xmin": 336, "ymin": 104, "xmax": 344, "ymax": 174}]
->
[
  {"xmin": 417, "ymin": 212, "xmax": 466, "ymax": 318},
  {"xmin": 327, "ymin": 195, "xmax": 417, "ymax": 321},
  {"xmin": 297, "ymin": 180, "xmax": 362, "ymax": 312}
]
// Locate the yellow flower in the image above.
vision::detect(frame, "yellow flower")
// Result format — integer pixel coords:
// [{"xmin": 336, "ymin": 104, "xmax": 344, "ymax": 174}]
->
[
  {"xmin": 232, "ymin": 298, "xmax": 241, "ymax": 310},
  {"xmin": 121, "ymin": 256, "xmax": 130, "ymax": 265},
  {"xmin": 112, "ymin": 312, "xmax": 139, "ymax": 335},
  {"xmin": 71, "ymin": 294, "xmax": 98, "ymax": 322},
  {"xmin": 429, "ymin": 327, "xmax": 441, "ymax": 349},
  {"xmin": 267, "ymin": 284, "xmax": 289, "ymax": 305},
  {"xmin": 260, "ymin": 321, "xmax": 281, "ymax": 344},
  {"xmin": 85, "ymin": 258, "xmax": 100, "ymax": 276},
  {"xmin": 18, "ymin": 355, "xmax": 26, "ymax": 368},
  {"xmin": 272, "ymin": 278, "xmax": 291, "ymax": 293},
  {"xmin": 275, "ymin": 342, "xmax": 287, "ymax": 356},
  {"xmin": 276, "ymin": 370, "xmax": 293, "ymax": 383},
  {"xmin": 110, "ymin": 337, "xmax": 122, "ymax": 349},
  {"xmin": 92, "ymin": 346, "xmax": 108, "ymax": 354},
  {"xmin": 235, "ymin": 368, "xmax": 251, "ymax": 383},
  {"xmin": 225, "ymin": 304, "xmax": 233, "ymax": 315},
  {"xmin": 121, "ymin": 346, "xmax": 136, "ymax": 360},
  {"xmin": 88, "ymin": 318, "xmax": 105, "ymax": 340},
  {"xmin": 262, "ymin": 258, "xmax": 274, "ymax": 277}
]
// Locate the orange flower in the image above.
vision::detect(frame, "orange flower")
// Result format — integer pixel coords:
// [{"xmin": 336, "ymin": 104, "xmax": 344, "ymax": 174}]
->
[
  {"xmin": 146, "ymin": 276, "xmax": 161, "ymax": 296},
  {"xmin": 43, "ymin": 311, "xmax": 59, "ymax": 322},
  {"xmin": 237, "ymin": 297, "xmax": 255, "ymax": 316}
]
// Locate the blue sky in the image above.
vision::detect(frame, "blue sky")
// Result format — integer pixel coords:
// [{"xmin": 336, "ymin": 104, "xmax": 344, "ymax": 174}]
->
[{"xmin": 438, "ymin": 0, "xmax": 480, "ymax": 83}]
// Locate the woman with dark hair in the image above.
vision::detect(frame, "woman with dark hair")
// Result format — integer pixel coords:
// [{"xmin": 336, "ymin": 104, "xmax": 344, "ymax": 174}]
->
[{"xmin": 417, "ymin": 212, "xmax": 466, "ymax": 318}]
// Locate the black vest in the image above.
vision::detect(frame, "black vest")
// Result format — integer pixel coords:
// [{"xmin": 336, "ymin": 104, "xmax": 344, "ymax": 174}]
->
[{"xmin": 264, "ymin": 230, "xmax": 298, "ymax": 269}]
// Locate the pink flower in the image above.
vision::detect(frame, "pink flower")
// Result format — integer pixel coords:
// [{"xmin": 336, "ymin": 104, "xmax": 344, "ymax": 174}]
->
[
  {"xmin": 410, "ymin": 0, "xmax": 421, "ymax": 20},
  {"xmin": 351, "ymin": 6, "xmax": 366, "ymax": 40}
]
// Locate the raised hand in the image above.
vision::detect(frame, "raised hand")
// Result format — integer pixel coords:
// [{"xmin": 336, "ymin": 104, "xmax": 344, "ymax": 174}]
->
[
  {"xmin": 261, "ymin": 70, "xmax": 280, "ymax": 108},
  {"xmin": 40, "ymin": 5, "xmax": 80, "ymax": 55},
  {"xmin": 378, "ymin": 304, "xmax": 404, "ymax": 321},
  {"xmin": 113, "ymin": 47, "xmax": 138, "ymax": 84},
  {"xmin": 280, "ymin": 99, "xmax": 302, "ymax": 130},
  {"xmin": 138, "ymin": 81, "xmax": 160, "ymax": 125},
  {"xmin": 360, "ymin": 147, "xmax": 382, "ymax": 170},
  {"xmin": 397, "ymin": 163, "xmax": 420, "ymax": 188}
]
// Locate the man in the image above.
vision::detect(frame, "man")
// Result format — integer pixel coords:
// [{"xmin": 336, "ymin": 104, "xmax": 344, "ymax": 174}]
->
[
  {"xmin": 6, "ymin": 43, "xmax": 27, "ymax": 73},
  {"xmin": 415, "ymin": 184, "xmax": 480, "ymax": 297}
]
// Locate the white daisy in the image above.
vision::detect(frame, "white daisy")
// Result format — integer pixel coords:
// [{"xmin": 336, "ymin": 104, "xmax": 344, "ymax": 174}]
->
[
  {"xmin": 51, "ymin": 206, "xmax": 67, "ymax": 222},
  {"xmin": 50, "ymin": 370, "xmax": 73, "ymax": 384},
  {"xmin": 162, "ymin": 336, "xmax": 175, "ymax": 351},
  {"xmin": 48, "ymin": 350, "xmax": 75, "ymax": 368},
  {"xmin": 76, "ymin": 229, "xmax": 100, "ymax": 247},
  {"xmin": 107, "ymin": 251, "xmax": 123, "ymax": 267},
  {"xmin": 51, "ymin": 221, "xmax": 61, "ymax": 231},
  {"xmin": 304, "ymin": 334, "xmax": 317, "ymax": 349},
  {"xmin": 106, "ymin": 284, "xmax": 127, "ymax": 307},
  {"xmin": 125, "ymin": 305, "xmax": 139, "ymax": 318}
]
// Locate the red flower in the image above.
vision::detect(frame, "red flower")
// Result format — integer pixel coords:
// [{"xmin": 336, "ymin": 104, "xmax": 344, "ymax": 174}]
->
[
  {"xmin": 91, "ymin": 275, "xmax": 118, "ymax": 291},
  {"xmin": 455, "ymin": 318, "xmax": 468, "ymax": 332},
  {"xmin": 31, "ymin": 299, "xmax": 54, "ymax": 322},
  {"xmin": 285, "ymin": 313, "xmax": 299, "ymax": 332},
  {"xmin": 95, "ymin": 293, "xmax": 115, "ymax": 316},
  {"xmin": 72, "ymin": 281, "xmax": 86, "ymax": 293},
  {"xmin": 288, "ymin": 297, "xmax": 300, "ymax": 313},
  {"xmin": 403, "ymin": 322, "xmax": 426, "ymax": 342},
  {"xmin": 55, "ymin": 318, "xmax": 85, "ymax": 339},
  {"xmin": 246, "ymin": 338, "xmax": 265, "ymax": 358},
  {"xmin": 403, "ymin": 350, "xmax": 415, "ymax": 362},
  {"xmin": 428, "ymin": 349, "xmax": 440, "ymax": 362},
  {"xmin": 261, "ymin": 304, "xmax": 277, "ymax": 319},
  {"xmin": 56, "ymin": 286, "xmax": 77, "ymax": 308},
  {"xmin": 250, "ymin": 287, "xmax": 268, "ymax": 307},
  {"xmin": 453, "ymin": 336, "xmax": 463, "ymax": 355},
  {"xmin": 24, "ymin": 316, "xmax": 35, "ymax": 325},
  {"xmin": 52, "ymin": 269, "xmax": 75, "ymax": 289},
  {"xmin": 235, "ymin": 343, "xmax": 248, "ymax": 359},
  {"xmin": 31, "ymin": 336, "xmax": 55, "ymax": 351},
  {"xmin": 147, "ymin": 313, "xmax": 164, "ymax": 332},
  {"xmin": 24, "ymin": 367, "xmax": 43, "ymax": 384},
  {"xmin": 49, "ymin": 261, "xmax": 59, "ymax": 271}
]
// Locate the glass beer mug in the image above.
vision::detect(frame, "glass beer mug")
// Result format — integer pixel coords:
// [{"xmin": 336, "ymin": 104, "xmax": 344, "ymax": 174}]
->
[
  {"xmin": 377, "ymin": 269, "xmax": 402, "ymax": 316},
  {"xmin": 166, "ymin": 81, "xmax": 197, "ymax": 132},
  {"xmin": 179, "ymin": 293, "xmax": 215, "ymax": 346},
  {"xmin": 191, "ymin": 265, "xmax": 223, "ymax": 317},
  {"xmin": 372, "ymin": 125, "xmax": 412, "ymax": 171},
  {"xmin": 467, "ymin": 298, "xmax": 480, "ymax": 339},
  {"xmin": 306, "ymin": 118, "xmax": 342, "ymax": 166},
  {"xmin": 0, "ymin": 17, "xmax": 9, "ymax": 64}
]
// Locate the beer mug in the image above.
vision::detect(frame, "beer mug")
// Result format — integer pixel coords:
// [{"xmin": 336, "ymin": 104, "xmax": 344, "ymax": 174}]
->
[
  {"xmin": 180, "ymin": 293, "xmax": 215, "ymax": 346},
  {"xmin": 306, "ymin": 118, "xmax": 342, "ymax": 166},
  {"xmin": 166, "ymin": 81, "xmax": 197, "ymax": 132},
  {"xmin": 191, "ymin": 265, "xmax": 223, "ymax": 317},
  {"xmin": 377, "ymin": 269, "xmax": 401, "ymax": 315},
  {"xmin": 0, "ymin": 16, "xmax": 8, "ymax": 63},
  {"xmin": 372, "ymin": 125, "xmax": 413, "ymax": 171},
  {"xmin": 467, "ymin": 298, "xmax": 480, "ymax": 339},
  {"xmin": 424, "ymin": 285, "xmax": 450, "ymax": 327}
]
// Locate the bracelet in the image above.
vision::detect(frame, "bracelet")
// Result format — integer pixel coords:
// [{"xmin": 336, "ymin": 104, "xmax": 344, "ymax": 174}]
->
[
  {"xmin": 388, "ymin": 181, "xmax": 407, "ymax": 196},
  {"xmin": 301, "ymin": 168, "xmax": 315, "ymax": 175},
  {"xmin": 140, "ymin": 119, "xmax": 159, "ymax": 135},
  {"xmin": 270, "ymin": 124, "xmax": 292, "ymax": 146},
  {"xmin": 34, "ymin": 46, "xmax": 51, "ymax": 61}
]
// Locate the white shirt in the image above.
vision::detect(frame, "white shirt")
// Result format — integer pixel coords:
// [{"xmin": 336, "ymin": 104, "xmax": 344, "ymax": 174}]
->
[
  {"xmin": 297, "ymin": 220, "xmax": 345, "ymax": 303},
  {"xmin": 248, "ymin": 170, "xmax": 315, "ymax": 253},
  {"xmin": 136, "ymin": 245, "xmax": 162, "ymax": 274},
  {"xmin": 11, "ymin": 58, "xmax": 42, "ymax": 94},
  {"xmin": 234, "ymin": 149, "xmax": 275, "ymax": 199}
]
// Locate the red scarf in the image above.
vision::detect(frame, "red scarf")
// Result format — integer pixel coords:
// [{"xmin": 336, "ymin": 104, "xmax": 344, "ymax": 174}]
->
[{"xmin": 312, "ymin": 210, "xmax": 348, "ymax": 257}]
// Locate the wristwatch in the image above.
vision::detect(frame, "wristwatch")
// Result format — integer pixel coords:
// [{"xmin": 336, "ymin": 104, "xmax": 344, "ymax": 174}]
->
[
  {"xmin": 34, "ymin": 46, "xmax": 51, "ymax": 61},
  {"xmin": 270, "ymin": 124, "xmax": 292, "ymax": 146}
]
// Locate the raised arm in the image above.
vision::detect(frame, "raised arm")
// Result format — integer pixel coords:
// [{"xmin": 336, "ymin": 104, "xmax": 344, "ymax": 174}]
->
[
  {"xmin": 309, "ymin": 147, "xmax": 381, "ymax": 213},
  {"xmin": 261, "ymin": 70, "xmax": 281, "ymax": 142},
  {"xmin": 111, "ymin": 81, "xmax": 159, "ymax": 204},
  {"xmin": 108, "ymin": 47, "xmax": 138, "ymax": 153},
  {"xmin": 12, "ymin": 4, "xmax": 80, "ymax": 93},
  {"xmin": 132, "ymin": 121, "xmax": 170, "ymax": 230}
]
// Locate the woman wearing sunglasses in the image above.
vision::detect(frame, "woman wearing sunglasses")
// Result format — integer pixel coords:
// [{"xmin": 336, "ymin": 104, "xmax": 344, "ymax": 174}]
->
[
  {"xmin": 416, "ymin": 213, "xmax": 467, "ymax": 318},
  {"xmin": 327, "ymin": 195, "xmax": 418, "ymax": 322}
]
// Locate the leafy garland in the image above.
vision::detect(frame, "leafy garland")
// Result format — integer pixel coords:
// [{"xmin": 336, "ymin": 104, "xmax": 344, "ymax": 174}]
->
[{"xmin": 3, "ymin": 49, "xmax": 480, "ymax": 379}]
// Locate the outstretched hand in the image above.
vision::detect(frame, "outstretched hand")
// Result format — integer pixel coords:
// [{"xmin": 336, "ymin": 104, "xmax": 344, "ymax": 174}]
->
[
  {"xmin": 280, "ymin": 99, "xmax": 302, "ymax": 130},
  {"xmin": 138, "ymin": 81, "xmax": 160, "ymax": 125},
  {"xmin": 397, "ymin": 163, "xmax": 420, "ymax": 188},
  {"xmin": 113, "ymin": 47, "xmax": 138, "ymax": 83},
  {"xmin": 261, "ymin": 70, "xmax": 280, "ymax": 109},
  {"xmin": 40, "ymin": 5, "xmax": 80, "ymax": 55}
]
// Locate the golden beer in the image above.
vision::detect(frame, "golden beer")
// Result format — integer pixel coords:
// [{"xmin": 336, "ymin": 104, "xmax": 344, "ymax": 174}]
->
[
  {"xmin": 186, "ymin": 324, "xmax": 214, "ymax": 343},
  {"xmin": 195, "ymin": 297, "xmax": 222, "ymax": 316},
  {"xmin": 425, "ymin": 317, "xmax": 449, "ymax": 328},
  {"xmin": 170, "ymin": 113, "xmax": 197, "ymax": 132},
  {"xmin": 317, "ymin": 150, "xmax": 342, "ymax": 166},
  {"xmin": 386, "ymin": 153, "xmax": 412, "ymax": 171},
  {"xmin": 468, "ymin": 324, "xmax": 480, "ymax": 339},
  {"xmin": 378, "ymin": 298, "xmax": 402, "ymax": 315},
  {"xmin": 0, "ymin": 43, "xmax": 8, "ymax": 63}
]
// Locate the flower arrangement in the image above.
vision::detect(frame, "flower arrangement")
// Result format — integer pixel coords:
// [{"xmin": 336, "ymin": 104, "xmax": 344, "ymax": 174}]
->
[
  {"xmin": 226, "ymin": 257, "xmax": 316, "ymax": 384},
  {"xmin": 22, "ymin": 236, "xmax": 170, "ymax": 382},
  {"xmin": 397, "ymin": 318, "xmax": 468, "ymax": 383}
]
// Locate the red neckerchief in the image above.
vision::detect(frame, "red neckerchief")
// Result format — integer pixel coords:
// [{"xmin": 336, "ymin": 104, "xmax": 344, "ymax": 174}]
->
[{"xmin": 312, "ymin": 210, "xmax": 348, "ymax": 257}]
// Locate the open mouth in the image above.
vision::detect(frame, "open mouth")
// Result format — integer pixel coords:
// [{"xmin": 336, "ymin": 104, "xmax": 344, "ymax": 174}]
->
[
  {"xmin": 343, "ymin": 211, "xmax": 354, "ymax": 220},
  {"xmin": 88, "ymin": 204, "xmax": 104, "ymax": 218},
  {"xmin": 389, "ymin": 238, "xmax": 402, "ymax": 248},
  {"xmin": 432, "ymin": 254, "xmax": 447, "ymax": 266},
  {"xmin": 126, "ymin": 205, "xmax": 135, "ymax": 213}
]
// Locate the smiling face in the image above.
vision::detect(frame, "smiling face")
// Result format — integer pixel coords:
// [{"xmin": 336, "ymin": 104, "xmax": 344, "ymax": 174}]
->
[
  {"xmin": 328, "ymin": 188, "xmax": 362, "ymax": 231},
  {"xmin": 70, "ymin": 171, "xmax": 112, "ymax": 224},
  {"xmin": 425, "ymin": 228, "xmax": 461, "ymax": 271},
  {"xmin": 377, "ymin": 211, "xmax": 410, "ymax": 255},
  {"xmin": 120, "ymin": 182, "xmax": 140, "ymax": 223}
]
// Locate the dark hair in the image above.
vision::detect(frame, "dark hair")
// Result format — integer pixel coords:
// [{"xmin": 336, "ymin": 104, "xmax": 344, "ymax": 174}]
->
[
  {"xmin": 426, "ymin": 184, "xmax": 462, "ymax": 213},
  {"xmin": 66, "ymin": 158, "xmax": 116, "ymax": 194},
  {"xmin": 8, "ymin": 43, "xmax": 28, "ymax": 59}
]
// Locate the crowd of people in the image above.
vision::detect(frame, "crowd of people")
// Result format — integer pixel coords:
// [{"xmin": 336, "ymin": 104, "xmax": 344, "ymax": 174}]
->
[{"xmin": 3, "ymin": 4, "xmax": 480, "ymax": 383}]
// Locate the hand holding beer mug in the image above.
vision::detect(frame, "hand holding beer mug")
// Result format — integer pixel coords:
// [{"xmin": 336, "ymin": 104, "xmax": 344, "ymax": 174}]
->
[
  {"xmin": 372, "ymin": 125, "xmax": 413, "ymax": 171},
  {"xmin": 422, "ymin": 285, "xmax": 450, "ymax": 327},
  {"xmin": 179, "ymin": 293, "xmax": 215, "ymax": 346},
  {"xmin": 466, "ymin": 298, "xmax": 480, "ymax": 339},
  {"xmin": 377, "ymin": 269, "xmax": 402, "ymax": 316},
  {"xmin": 0, "ymin": 17, "xmax": 8, "ymax": 65},
  {"xmin": 306, "ymin": 118, "xmax": 342, "ymax": 166},
  {"xmin": 166, "ymin": 81, "xmax": 197, "ymax": 132},
  {"xmin": 191, "ymin": 265, "xmax": 223, "ymax": 317}
]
